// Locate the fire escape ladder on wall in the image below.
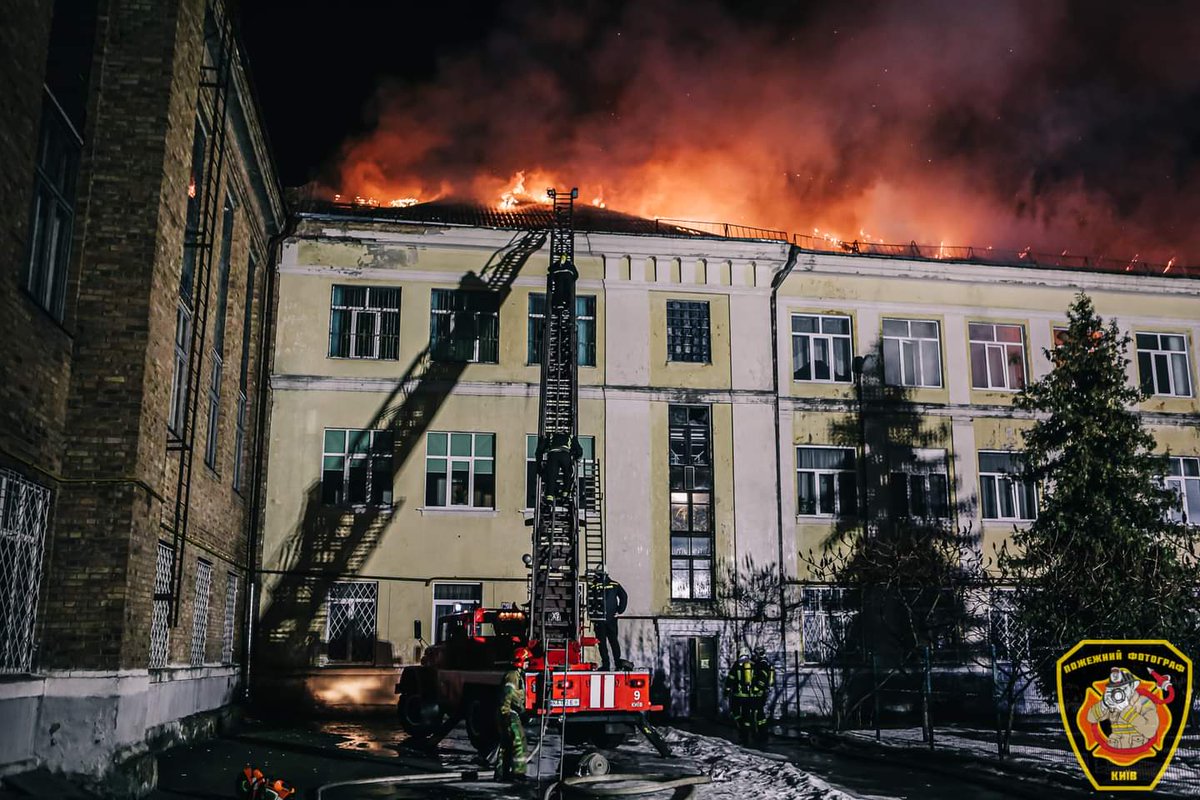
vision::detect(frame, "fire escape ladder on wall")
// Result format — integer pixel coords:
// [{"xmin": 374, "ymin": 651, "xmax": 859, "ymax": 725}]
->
[
  {"xmin": 168, "ymin": 1, "xmax": 234, "ymax": 627},
  {"xmin": 580, "ymin": 459, "xmax": 605, "ymax": 579},
  {"xmin": 530, "ymin": 188, "xmax": 582, "ymax": 648}
]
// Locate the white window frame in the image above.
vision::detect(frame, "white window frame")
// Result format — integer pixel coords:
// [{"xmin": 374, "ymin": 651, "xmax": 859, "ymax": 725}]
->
[
  {"xmin": 424, "ymin": 431, "xmax": 495, "ymax": 509},
  {"xmin": 1165, "ymin": 456, "xmax": 1200, "ymax": 525},
  {"xmin": 968, "ymin": 322, "xmax": 1027, "ymax": 391},
  {"xmin": 328, "ymin": 285, "xmax": 401, "ymax": 360},
  {"xmin": 432, "ymin": 582, "xmax": 483, "ymax": 643},
  {"xmin": 524, "ymin": 434, "xmax": 595, "ymax": 510},
  {"xmin": 978, "ymin": 451, "xmax": 1037, "ymax": 521},
  {"xmin": 889, "ymin": 448, "xmax": 951, "ymax": 520},
  {"xmin": 1136, "ymin": 332, "xmax": 1193, "ymax": 398},
  {"xmin": 796, "ymin": 446, "xmax": 857, "ymax": 518},
  {"xmin": 791, "ymin": 313, "xmax": 853, "ymax": 383},
  {"xmin": 321, "ymin": 428, "xmax": 393, "ymax": 507},
  {"xmin": 882, "ymin": 318, "xmax": 943, "ymax": 388},
  {"xmin": 324, "ymin": 581, "xmax": 378, "ymax": 664}
]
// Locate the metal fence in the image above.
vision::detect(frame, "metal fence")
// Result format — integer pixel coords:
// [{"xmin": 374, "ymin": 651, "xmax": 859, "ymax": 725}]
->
[{"xmin": 0, "ymin": 469, "xmax": 52, "ymax": 674}]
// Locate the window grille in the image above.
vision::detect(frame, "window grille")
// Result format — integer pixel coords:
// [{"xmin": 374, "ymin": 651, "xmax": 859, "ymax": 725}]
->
[
  {"xmin": 527, "ymin": 293, "xmax": 596, "ymax": 366},
  {"xmin": 800, "ymin": 586, "xmax": 859, "ymax": 664},
  {"xmin": 1136, "ymin": 332, "xmax": 1192, "ymax": 397},
  {"xmin": 221, "ymin": 572, "xmax": 239, "ymax": 663},
  {"xmin": 968, "ymin": 322, "xmax": 1027, "ymax": 391},
  {"xmin": 791, "ymin": 314, "xmax": 852, "ymax": 382},
  {"xmin": 328, "ymin": 285, "xmax": 400, "ymax": 359},
  {"xmin": 424, "ymin": 431, "xmax": 494, "ymax": 508},
  {"xmin": 326, "ymin": 581, "xmax": 378, "ymax": 663},
  {"xmin": 190, "ymin": 560, "xmax": 213, "ymax": 666},
  {"xmin": 666, "ymin": 300, "xmax": 711, "ymax": 363},
  {"xmin": 988, "ymin": 589, "xmax": 1029, "ymax": 662},
  {"xmin": 882, "ymin": 318, "xmax": 942, "ymax": 387},
  {"xmin": 149, "ymin": 542, "xmax": 174, "ymax": 669},
  {"xmin": 0, "ymin": 470, "xmax": 51, "ymax": 674}
]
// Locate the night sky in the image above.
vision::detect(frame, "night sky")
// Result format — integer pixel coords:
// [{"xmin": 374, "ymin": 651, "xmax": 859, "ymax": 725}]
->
[{"xmin": 240, "ymin": 1, "xmax": 1200, "ymax": 262}]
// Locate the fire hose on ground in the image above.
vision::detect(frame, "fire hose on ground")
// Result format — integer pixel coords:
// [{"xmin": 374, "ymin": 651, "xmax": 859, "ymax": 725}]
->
[{"xmin": 312, "ymin": 769, "xmax": 711, "ymax": 799}]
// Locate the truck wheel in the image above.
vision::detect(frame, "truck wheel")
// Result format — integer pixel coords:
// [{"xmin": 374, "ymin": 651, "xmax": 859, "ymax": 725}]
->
[
  {"xmin": 397, "ymin": 693, "xmax": 442, "ymax": 739},
  {"xmin": 464, "ymin": 695, "xmax": 500, "ymax": 753}
]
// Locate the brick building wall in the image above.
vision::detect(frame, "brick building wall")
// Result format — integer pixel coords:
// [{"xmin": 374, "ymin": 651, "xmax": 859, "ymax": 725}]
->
[{"xmin": 0, "ymin": 0, "xmax": 284, "ymax": 788}]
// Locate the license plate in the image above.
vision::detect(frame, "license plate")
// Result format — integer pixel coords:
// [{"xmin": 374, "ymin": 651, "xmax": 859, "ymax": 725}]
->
[{"xmin": 550, "ymin": 698, "xmax": 580, "ymax": 707}]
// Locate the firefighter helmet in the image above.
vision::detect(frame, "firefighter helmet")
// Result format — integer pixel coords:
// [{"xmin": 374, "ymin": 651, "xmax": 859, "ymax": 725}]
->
[{"xmin": 512, "ymin": 646, "xmax": 532, "ymax": 668}]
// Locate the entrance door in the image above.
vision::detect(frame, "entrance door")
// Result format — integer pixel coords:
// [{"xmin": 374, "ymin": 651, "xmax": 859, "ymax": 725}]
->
[{"xmin": 690, "ymin": 636, "xmax": 719, "ymax": 718}]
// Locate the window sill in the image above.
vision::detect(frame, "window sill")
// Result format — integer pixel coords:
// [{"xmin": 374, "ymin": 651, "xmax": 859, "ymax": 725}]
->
[
  {"xmin": 792, "ymin": 378, "xmax": 853, "ymax": 385},
  {"xmin": 417, "ymin": 506, "xmax": 498, "ymax": 517}
]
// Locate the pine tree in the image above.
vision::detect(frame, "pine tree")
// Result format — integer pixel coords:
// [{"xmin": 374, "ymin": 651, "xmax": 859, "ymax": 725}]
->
[{"xmin": 1001, "ymin": 293, "xmax": 1200, "ymax": 696}]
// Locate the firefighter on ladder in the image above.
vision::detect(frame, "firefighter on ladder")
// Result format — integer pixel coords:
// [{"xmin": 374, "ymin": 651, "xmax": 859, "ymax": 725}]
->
[
  {"xmin": 725, "ymin": 648, "xmax": 772, "ymax": 746},
  {"xmin": 497, "ymin": 647, "xmax": 531, "ymax": 781},
  {"xmin": 537, "ymin": 431, "xmax": 582, "ymax": 504}
]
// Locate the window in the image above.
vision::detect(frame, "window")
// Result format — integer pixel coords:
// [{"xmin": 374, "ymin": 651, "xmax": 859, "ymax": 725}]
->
[
  {"xmin": 669, "ymin": 406, "xmax": 713, "ymax": 600},
  {"xmin": 149, "ymin": 542, "xmax": 173, "ymax": 669},
  {"xmin": 882, "ymin": 318, "xmax": 942, "ymax": 388},
  {"xmin": 888, "ymin": 448, "xmax": 950, "ymax": 520},
  {"xmin": 190, "ymin": 560, "xmax": 212, "ymax": 666},
  {"xmin": 527, "ymin": 293, "xmax": 597, "ymax": 366},
  {"xmin": 329, "ymin": 285, "xmax": 400, "ymax": 360},
  {"xmin": 432, "ymin": 583, "xmax": 483, "ymax": 643},
  {"xmin": 169, "ymin": 116, "xmax": 207, "ymax": 435},
  {"xmin": 26, "ymin": 97, "xmax": 80, "ymax": 320},
  {"xmin": 221, "ymin": 572, "xmax": 239, "ymax": 664},
  {"xmin": 796, "ymin": 447, "xmax": 857, "ymax": 517},
  {"xmin": 430, "ymin": 288, "xmax": 499, "ymax": 363},
  {"xmin": 233, "ymin": 255, "xmax": 257, "ymax": 493},
  {"xmin": 525, "ymin": 434, "xmax": 595, "ymax": 509},
  {"xmin": 989, "ymin": 588, "xmax": 1028, "ymax": 662},
  {"xmin": 800, "ymin": 586, "xmax": 859, "ymax": 664},
  {"xmin": 1166, "ymin": 457, "xmax": 1200, "ymax": 525},
  {"xmin": 0, "ymin": 469, "xmax": 52, "ymax": 675},
  {"xmin": 666, "ymin": 300, "xmax": 711, "ymax": 363},
  {"xmin": 321, "ymin": 429, "xmax": 393, "ymax": 507},
  {"xmin": 969, "ymin": 323, "xmax": 1027, "ymax": 391},
  {"xmin": 425, "ymin": 432, "xmax": 494, "ymax": 508},
  {"xmin": 205, "ymin": 198, "xmax": 235, "ymax": 469},
  {"xmin": 1136, "ymin": 333, "xmax": 1192, "ymax": 397},
  {"xmin": 792, "ymin": 314, "xmax": 852, "ymax": 382},
  {"xmin": 978, "ymin": 452, "xmax": 1037, "ymax": 521},
  {"xmin": 326, "ymin": 582, "xmax": 377, "ymax": 663}
]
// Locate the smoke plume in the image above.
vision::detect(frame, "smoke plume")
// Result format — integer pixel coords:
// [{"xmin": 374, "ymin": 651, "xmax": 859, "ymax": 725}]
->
[{"xmin": 328, "ymin": 0, "xmax": 1200, "ymax": 262}]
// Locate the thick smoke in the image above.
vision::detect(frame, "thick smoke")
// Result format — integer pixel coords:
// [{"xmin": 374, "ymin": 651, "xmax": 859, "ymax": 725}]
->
[{"xmin": 330, "ymin": 0, "xmax": 1200, "ymax": 262}]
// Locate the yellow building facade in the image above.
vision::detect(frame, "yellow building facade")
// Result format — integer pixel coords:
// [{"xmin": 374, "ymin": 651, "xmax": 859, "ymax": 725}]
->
[{"xmin": 258, "ymin": 204, "xmax": 1200, "ymax": 714}]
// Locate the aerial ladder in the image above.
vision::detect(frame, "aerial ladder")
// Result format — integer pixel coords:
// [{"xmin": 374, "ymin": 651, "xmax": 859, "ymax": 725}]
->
[{"xmin": 395, "ymin": 189, "xmax": 669, "ymax": 765}]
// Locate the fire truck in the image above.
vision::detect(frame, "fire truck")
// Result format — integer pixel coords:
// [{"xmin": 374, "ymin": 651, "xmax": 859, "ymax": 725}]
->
[{"xmin": 395, "ymin": 189, "xmax": 668, "ymax": 757}]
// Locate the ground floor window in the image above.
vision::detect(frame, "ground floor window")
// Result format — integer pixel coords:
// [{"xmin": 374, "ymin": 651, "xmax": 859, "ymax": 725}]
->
[
  {"xmin": 149, "ymin": 541, "xmax": 174, "ymax": 669},
  {"xmin": 326, "ymin": 581, "xmax": 378, "ymax": 663},
  {"xmin": 432, "ymin": 582, "xmax": 483, "ymax": 643},
  {"xmin": 800, "ymin": 586, "xmax": 858, "ymax": 664},
  {"xmin": 221, "ymin": 572, "xmax": 239, "ymax": 664},
  {"xmin": 190, "ymin": 560, "xmax": 213, "ymax": 666},
  {"xmin": 0, "ymin": 470, "xmax": 52, "ymax": 674}
]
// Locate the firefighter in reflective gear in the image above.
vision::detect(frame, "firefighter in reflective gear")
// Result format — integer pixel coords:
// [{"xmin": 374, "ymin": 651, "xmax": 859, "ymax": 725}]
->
[
  {"xmin": 724, "ymin": 650, "xmax": 768, "ymax": 746},
  {"xmin": 537, "ymin": 432, "xmax": 582, "ymax": 504},
  {"xmin": 587, "ymin": 566, "xmax": 629, "ymax": 670},
  {"xmin": 1086, "ymin": 667, "xmax": 1161, "ymax": 750},
  {"xmin": 751, "ymin": 646, "xmax": 775, "ymax": 745},
  {"xmin": 497, "ymin": 647, "xmax": 530, "ymax": 781}
]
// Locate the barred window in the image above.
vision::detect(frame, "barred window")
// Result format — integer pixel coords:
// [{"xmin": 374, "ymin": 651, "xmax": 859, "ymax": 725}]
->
[
  {"xmin": 149, "ymin": 542, "xmax": 174, "ymax": 669},
  {"xmin": 326, "ymin": 581, "xmax": 377, "ymax": 663},
  {"xmin": 969, "ymin": 323, "xmax": 1026, "ymax": 391},
  {"xmin": 190, "ymin": 560, "xmax": 213, "ymax": 666},
  {"xmin": 666, "ymin": 300, "xmax": 710, "ymax": 363},
  {"xmin": 796, "ymin": 447, "xmax": 857, "ymax": 517},
  {"xmin": 800, "ymin": 586, "xmax": 858, "ymax": 664},
  {"xmin": 221, "ymin": 572, "xmax": 239, "ymax": 664},
  {"xmin": 526, "ymin": 434, "xmax": 595, "ymax": 509},
  {"xmin": 882, "ymin": 318, "xmax": 942, "ymax": 388},
  {"xmin": 328, "ymin": 285, "xmax": 400, "ymax": 360},
  {"xmin": 528, "ymin": 293, "xmax": 597, "ymax": 366},
  {"xmin": 321, "ymin": 428, "xmax": 393, "ymax": 507},
  {"xmin": 0, "ymin": 470, "xmax": 52, "ymax": 675},
  {"xmin": 791, "ymin": 314, "xmax": 852, "ymax": 382},
  {"xmin": 425, "ymin": 432, "xmax": 494, "ymax": 508},
  {"xmin": 979, "ymin": 452, "xmax": 1037, "ymax": 521},
  {"xmin": 430, "ymin": 288, "xmax": 499, "ymax": 363},
  {"xmin": 1136, "ymin": 333, "xmax": 1192, "ymax": 398}
]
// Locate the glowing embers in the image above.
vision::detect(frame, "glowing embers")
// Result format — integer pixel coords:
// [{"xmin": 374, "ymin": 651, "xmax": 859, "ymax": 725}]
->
[{"xmin": 497, "ymin": 171, "xmax": 552, "ymax": 210}]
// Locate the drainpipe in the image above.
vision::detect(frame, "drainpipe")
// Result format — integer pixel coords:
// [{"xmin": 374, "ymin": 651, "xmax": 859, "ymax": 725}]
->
[
  {"xmin": 241, "ymin": 210, "xmax": 294, "ymax": 701},
  {"xmin": 769, "ymin": 244, "xmax": 801, "ymax": 697}
]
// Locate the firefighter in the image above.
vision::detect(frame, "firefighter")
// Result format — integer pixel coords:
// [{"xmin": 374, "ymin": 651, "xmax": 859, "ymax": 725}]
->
[
  {"xmin": 587, "ymin": 566, "xmax": 628, "ymax": 671},
  {"xmin": 724, "ymin": 650, "xmax": 766, "ymax": 746},
  {"xmin": 536, "ymin": 431, "xmax": 582, "ymax": 504},
  {"xmin": 496, "ymin": 647, "xmax": 531, "ymax": 781},
  {"xmin": 1086, "ymin": 667, "xmax": 1161, "ymax": 749},
  {"xmin": 751, "ymin": 646, "xmax": 775, "ymax": 745}
]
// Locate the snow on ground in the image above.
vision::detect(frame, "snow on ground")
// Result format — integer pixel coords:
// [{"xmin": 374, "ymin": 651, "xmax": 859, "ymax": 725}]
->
[{"xmin": 663, "ymin": 729, "xmax": 858, "ymax": 800}]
